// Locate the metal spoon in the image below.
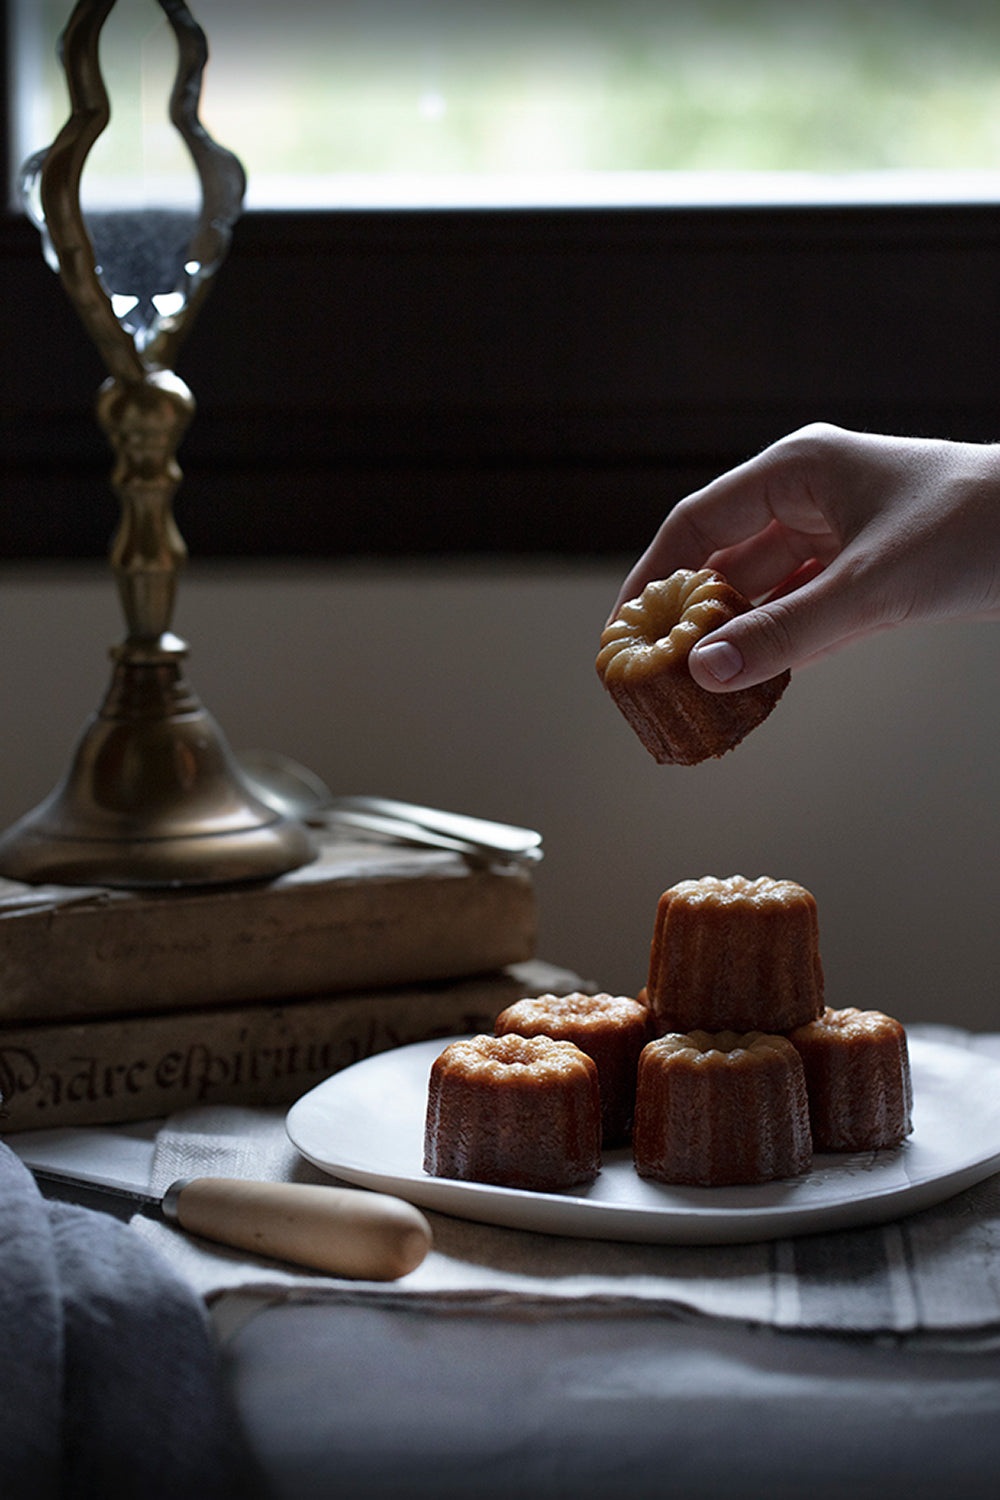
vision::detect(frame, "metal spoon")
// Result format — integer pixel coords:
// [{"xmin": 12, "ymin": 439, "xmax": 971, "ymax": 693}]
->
[{"xmin": 237, "ymin": 750, "xmax": 543, "ymax": 866}]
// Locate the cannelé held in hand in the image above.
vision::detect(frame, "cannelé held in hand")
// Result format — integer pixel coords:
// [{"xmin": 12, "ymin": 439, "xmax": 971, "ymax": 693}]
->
[{"xmin": 596, "ymin": 568, "xmax": 789, "ymax": 764}]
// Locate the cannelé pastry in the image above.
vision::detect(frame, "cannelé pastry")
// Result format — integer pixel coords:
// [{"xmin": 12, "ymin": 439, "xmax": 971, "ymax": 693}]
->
[
  {"xmin": 596, "ymin": 568, "xmax": 790, "ymax": 765},
  {"xmin": 494, "ymin": 991, "xmax": 652, "ymax": 1146},
  {"xmin": 788, "ymin": 1006, "xmax": 913, "ymax": 1151},
  {"xmin": 423, "ymin": 1033, "xmax": 602, "ymax": 1190},
  {"xmin": 645, "ymin": 875, "xmax": 825, "ymax": 1035},
  {"xmin": 632, "ymin": 1030, "xmax": 813, "ymax": 1187}
]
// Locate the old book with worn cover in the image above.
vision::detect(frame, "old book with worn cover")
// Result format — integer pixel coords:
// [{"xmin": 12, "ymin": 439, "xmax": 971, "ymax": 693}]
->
[
  {"xmin": 0, "ymin": 960, "xmax": 582, "ymax": 1132},
  {"xmin": 0, "ymin": 831, "xmax": 537, "ymax": 1025}
]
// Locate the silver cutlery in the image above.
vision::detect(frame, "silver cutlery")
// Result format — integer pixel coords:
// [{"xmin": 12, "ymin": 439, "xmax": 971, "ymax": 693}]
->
[{"xmin": 237, "ymin": 750, "xmax": 543, "ymax": 866}]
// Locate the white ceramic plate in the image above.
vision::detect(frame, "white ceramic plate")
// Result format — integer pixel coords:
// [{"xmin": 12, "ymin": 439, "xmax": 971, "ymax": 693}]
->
[{"xmin": 286, "ymin": 1035, "xmax": 1000, "ymax": 1244}]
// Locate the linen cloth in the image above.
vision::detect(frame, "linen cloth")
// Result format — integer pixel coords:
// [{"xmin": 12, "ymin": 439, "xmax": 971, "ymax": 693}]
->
[
  {"xmin": 132, "ymin": 1024, "xmax": 1000, "ymax": 1344},
  {"xmin": 0, "ymin": 1145, "xmax": 267, "ymax": 1499}
]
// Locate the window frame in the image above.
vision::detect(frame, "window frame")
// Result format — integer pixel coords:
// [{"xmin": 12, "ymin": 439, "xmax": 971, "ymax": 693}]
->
[{"xmin": 4, "ymin": 3, "xmax": 1000, "ymax": 562}]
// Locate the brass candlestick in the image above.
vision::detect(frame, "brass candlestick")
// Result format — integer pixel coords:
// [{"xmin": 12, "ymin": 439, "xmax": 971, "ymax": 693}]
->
[{"xmin": 0, "ymin": 0, "xmax": 315, "ymax": 887}]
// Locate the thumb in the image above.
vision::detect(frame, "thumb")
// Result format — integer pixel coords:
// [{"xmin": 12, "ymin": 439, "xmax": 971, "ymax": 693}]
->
[{"xmin": 688, "ymin": 572, "xmax": 859, "ymax": 691}]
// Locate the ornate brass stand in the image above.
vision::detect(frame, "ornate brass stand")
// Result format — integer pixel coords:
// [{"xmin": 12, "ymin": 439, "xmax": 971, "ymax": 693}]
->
[{"xmin": 0, "ymin": 0, "xmax": 315, "ymax": 886}]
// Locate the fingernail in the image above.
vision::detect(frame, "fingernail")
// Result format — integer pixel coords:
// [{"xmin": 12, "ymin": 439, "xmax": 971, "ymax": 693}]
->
[{"xmin": 694, "ymin": 640, "xmax": 744, "ymax": 683}]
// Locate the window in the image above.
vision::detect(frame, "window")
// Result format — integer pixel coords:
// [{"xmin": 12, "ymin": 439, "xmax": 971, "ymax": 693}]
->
[
  {"xmin": 12, "ymin": 0, "xmax": 1000, "ymax": 207},
  {"xmin": 4, "ymin": 1, "xmax": 1000, "ymax": 561}
]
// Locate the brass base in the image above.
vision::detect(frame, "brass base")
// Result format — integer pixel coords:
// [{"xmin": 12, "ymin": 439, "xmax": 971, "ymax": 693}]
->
[{"xmin": 0, "ymin": 646, "xmax": 316, "ymax": 889}]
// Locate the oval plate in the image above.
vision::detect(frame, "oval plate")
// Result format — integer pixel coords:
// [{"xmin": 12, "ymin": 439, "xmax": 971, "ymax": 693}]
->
[{"xmin": 286, "ymin": 1035, "xmax": 1000, "ymax": 1245}]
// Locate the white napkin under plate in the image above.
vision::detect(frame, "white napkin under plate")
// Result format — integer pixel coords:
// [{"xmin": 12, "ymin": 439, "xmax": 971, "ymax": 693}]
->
[{"xmin": 128, "ymin": 1024, "xmax": 1000, "ymax": 1345}]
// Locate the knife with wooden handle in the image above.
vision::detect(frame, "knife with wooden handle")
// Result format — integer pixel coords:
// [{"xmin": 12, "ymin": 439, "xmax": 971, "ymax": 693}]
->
[{"xmin": 29, "ymin": 1164, "xmax": 433, "ymax": 1281}]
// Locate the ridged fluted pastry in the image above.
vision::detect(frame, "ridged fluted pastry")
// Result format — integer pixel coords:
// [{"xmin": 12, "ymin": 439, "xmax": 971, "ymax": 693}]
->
[
  {"xmin": 633, "ymin": 1030, "xmax": 813, "ymax": 1187},
  {"xmin": 646, "ymin": 874, "xmax": 825, "ymax": 1035},
  {"xmin": 596, "ymin": 568, "xmax": 789, "ymax": 764},
  {"xmin": 494, "ymin": 991, "xmax": 652, "ymax": 1146},
  {"xmin": 423, "ymin": 1033, "xmax": 601, "ymax": 1190},
  {"xmin": 788, "ymin": 1006, "xmax": 913, "ymax": 1151}
]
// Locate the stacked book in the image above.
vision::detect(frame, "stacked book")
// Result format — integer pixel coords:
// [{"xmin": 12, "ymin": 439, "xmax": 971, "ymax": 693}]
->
[{"xmin": 0, "ymin": 829, "xmax": 576, "ymax": 1131}]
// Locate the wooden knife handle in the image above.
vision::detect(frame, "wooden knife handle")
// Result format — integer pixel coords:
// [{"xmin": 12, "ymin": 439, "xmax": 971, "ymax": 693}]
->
[{"xmin": 164, "ymin": 1177, "xmax": 432, "ymax": 1280}]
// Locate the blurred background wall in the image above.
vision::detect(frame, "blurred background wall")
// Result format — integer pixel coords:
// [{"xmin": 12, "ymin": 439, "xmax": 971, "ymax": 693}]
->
[{"xmin": 3, "ymin": 557, "xmax": 998, "ymax": 1031}]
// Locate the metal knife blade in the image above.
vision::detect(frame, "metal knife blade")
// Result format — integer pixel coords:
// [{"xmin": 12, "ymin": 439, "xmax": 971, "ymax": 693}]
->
[{"xmin": 29, "ymin": 1162, "xmax": 165, "ymax": 1220}]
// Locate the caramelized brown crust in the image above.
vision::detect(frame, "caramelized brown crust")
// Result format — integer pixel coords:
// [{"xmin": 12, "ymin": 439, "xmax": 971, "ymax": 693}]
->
[
  {"xmin": 494, "ymin": 991, "xmax": 652, "ymax": 1146},
  {"xmin": 632, "ymin": 1031, "xmax": 813, "ymax": 1186},
  {"xmin": 596, "ymin": 569, "xmax": 790, "ymax": 765},
  {"xmin": 646, "ymin": 875, "xmax": 825, "ymax": 1035},
  {"xmin": 423, "ymin": 1033, "xmax": 601, "ymax": 1190},
  {"xmin": 788, "ymin": 1007, "xmax": 913, "ymax": 1152}
]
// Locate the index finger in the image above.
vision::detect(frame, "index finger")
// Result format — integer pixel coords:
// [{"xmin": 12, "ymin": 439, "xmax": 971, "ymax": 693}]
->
[{"xmin": 611, "ymin": 444, "xmax": 833, "ymax": 616}]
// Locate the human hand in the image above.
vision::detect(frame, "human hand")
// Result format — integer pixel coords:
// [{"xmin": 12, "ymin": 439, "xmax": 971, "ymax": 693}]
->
[{"xmin": 613, "ymin": 423, "xmax": 1000, "ymax": 691}]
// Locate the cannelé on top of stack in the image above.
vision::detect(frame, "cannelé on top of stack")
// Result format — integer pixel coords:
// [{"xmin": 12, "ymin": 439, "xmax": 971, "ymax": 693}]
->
[{"xmin": 645, "ymin": 874, "xmax": 825, "ymax": 1036}]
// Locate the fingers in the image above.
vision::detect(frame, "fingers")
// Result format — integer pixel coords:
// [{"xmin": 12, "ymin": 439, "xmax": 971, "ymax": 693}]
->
[
  {"xmin": 706, "ymin": 529, "xmax": 835, "ymax": 605},
  {"xmin": 611, "ymin": 459, "xmax": 779, "ymax": 613},
  {"xmin": 758, "ymin": 556, "xmax": 828, "ymax": 605}
]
